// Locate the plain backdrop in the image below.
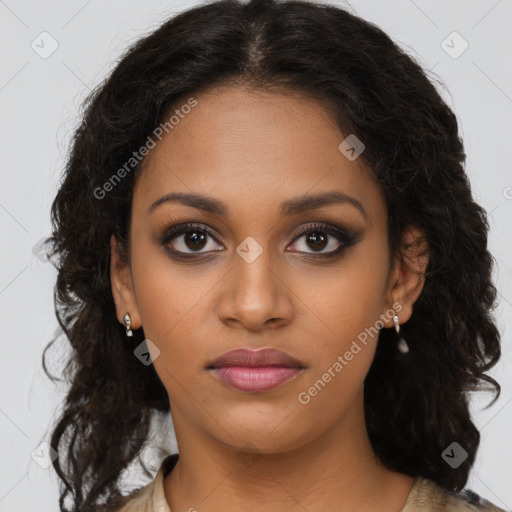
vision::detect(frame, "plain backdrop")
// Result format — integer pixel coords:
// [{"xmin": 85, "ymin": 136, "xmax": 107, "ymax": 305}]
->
[{"xmin": 1, "ymin": 0, "xmax": 511, "ymax": 510}]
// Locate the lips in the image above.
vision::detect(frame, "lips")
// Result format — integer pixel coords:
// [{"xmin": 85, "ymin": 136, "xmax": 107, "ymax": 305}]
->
[
  {"xmin": 207, "ymin": 348, "xmax": 306, "ymax": 393},
  {"xmin": 207, "ymin": 348, "xmax": 305, "ymax": 369}
]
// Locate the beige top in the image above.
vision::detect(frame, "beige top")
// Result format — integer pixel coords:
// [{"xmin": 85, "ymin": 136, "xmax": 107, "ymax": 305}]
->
[{"xmin": 116, "ymin": 454, "xmax": 508, "ymax": 512}]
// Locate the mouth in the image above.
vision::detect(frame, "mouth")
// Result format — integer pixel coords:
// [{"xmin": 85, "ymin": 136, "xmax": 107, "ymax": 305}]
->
[
  {"xmin": 206, "ymin": 347, "xmax": 306, "ymax": 393},
  {"xmin": 207, "ymin": 347, "xmax": 305, "ymax": 369}
]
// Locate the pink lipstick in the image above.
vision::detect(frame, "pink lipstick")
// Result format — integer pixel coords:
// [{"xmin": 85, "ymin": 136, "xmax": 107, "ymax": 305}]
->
[{"xmin": 207, "ymin": 348, "xmax": 305, "ymax": 393}]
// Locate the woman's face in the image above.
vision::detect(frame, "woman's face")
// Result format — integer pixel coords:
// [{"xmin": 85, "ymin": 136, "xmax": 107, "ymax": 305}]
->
[{"xmin": 113, "ymin": 86, "xmax": 405, "ymax": 454}]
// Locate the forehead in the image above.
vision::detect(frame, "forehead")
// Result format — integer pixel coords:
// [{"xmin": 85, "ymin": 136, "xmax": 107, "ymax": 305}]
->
[{"xmin": 133, "ymin": 86, "xmax": 384, "ymax": 226}]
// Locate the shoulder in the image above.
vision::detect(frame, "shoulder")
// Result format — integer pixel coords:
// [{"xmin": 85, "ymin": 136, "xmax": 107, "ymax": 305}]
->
[
  {"xmin": 108, "ymin": 453, "xmax": 179, "ymax": 512},
  {"xmin": 402, "ymin": 476, "xmax": 508, "ymax": 512},
  {"xmin": 97, "ymin": 479, "xmax": 157, "ymax": 512}
]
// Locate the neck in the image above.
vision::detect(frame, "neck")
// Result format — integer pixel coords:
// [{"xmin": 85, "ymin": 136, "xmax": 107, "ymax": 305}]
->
[{"xmin": 164, "ymin": 388, "xmax": 413, "ymax": 512}]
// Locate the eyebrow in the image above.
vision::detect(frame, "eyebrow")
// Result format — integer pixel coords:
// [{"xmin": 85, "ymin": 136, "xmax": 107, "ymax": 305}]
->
[{"xmin": 148, "ymin": 190, "xmax": 367, "ymax": 221}]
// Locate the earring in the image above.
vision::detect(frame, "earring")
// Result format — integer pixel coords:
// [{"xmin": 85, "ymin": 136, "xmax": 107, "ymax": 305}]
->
[
  {"xmin": 123, "ymin": 313, "xmax": 133, "ymax": 337},
  {"xmin": 393, "ymin": 312, "xmax": 400, "ymax": 334},
  {"xmin": 392, "ymin": 305, "xmax": 409, "ymax": 354}
]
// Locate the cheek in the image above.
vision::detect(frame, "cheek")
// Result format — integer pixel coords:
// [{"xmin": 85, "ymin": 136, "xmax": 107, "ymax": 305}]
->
[
  {"xmin": 295, "ymin": 252, "xmax": 388, "ymax": 399},
  {"xmin": 294, "ymin": 292, "xmax": 380, "ymax": 422},
  {"xmin": 295, "ymin": 250, "xmax": 387, "ymax": 345},
  {"xmin": 129, "ymin": 247, "xmax": 209, "ymax": 370}
]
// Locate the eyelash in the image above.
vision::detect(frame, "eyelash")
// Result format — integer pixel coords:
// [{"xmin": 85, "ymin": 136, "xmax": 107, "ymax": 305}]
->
[{"xmin": 160, "ymin": 221, "xmax": 358, "ymax": 260}]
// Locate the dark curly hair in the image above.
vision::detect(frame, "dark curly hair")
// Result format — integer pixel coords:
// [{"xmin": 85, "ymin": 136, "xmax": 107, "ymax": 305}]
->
[{"xmin": 42, "ymin": 0, "xmax": 502, "ymax": 510}]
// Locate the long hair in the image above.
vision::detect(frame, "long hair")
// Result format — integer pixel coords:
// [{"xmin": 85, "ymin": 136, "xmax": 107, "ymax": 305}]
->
[{"xmin": 42, "ymin": 0, "xmax": 501, "ymax": 510}]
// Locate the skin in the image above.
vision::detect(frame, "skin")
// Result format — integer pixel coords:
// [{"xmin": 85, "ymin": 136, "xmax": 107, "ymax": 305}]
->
[{"xmin": 110, "ymin": 86, "xmax": 429, "ymax": 512}]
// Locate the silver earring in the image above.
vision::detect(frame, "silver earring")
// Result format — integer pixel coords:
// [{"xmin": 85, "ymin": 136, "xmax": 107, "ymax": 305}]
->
[
  {"xmin": 393, "ymin": 313, "xmax": 400, "ymax": 334},
  {"xmin": 393, "ymin": 306, "xmax": 409, "ymax": 354},
  {"xmin": 123, "ymin": 313, "xmax": 133, "ymax": 337}
]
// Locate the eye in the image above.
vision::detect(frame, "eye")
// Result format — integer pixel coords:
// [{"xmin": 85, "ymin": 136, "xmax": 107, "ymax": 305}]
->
[
  {"xmin": 161, "ymin": 221, "xmax": 358, "ymax": 260},
  {"xmin": 287, "ymin": 222, "xmax": 357, "ymax": 256},
  {"xmin": 161, "ymin": 223, "xmax": 224, "ymax": 257}
]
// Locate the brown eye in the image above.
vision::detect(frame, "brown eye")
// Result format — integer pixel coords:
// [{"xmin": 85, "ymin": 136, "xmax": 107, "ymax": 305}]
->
[
  {"xmin": 287, "ymin": 222, "xmax": 357, "ymax": 256},
  {"xmin": 301, "ymin": 231, "xmax": 329, "ymax": 252},
  {"xmin": 162, "ymin": 224, "xmax": 224, "ymax": 256},
  {"xmin": 181, "ymin": 230, "xmax": 208, "ymax": 251}
]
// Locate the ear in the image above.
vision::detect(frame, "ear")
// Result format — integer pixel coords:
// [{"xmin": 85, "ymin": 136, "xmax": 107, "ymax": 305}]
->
[
  {"xmin": 381, "ymin": 225, "xmax": 429, "ymax": 328},
  {"xmin": 110, "ymin": 234, "xmax": 142, "ymax": 330}
]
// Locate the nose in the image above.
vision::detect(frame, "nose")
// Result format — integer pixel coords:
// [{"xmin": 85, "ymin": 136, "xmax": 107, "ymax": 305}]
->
[{"xmin": 216, "ymin": 246, "xmax": 295, "ymax": 332}]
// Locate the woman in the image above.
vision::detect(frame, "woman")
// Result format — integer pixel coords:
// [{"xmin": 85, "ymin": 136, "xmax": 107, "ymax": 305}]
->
[{"xmin": 42, "ymin": 0, "xmax": 507, "ymax": 510}]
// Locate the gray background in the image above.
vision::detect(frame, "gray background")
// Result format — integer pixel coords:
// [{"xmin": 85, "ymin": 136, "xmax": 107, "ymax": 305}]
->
[{"xmin": 1, "ymin": 0, "xmax": 511, "ymax": 510}]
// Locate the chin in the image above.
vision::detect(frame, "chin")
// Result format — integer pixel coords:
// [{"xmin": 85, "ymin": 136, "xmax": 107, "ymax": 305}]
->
[{"xmin": 215, "ymin": 410, "xmax": 317, "ymax": 455}]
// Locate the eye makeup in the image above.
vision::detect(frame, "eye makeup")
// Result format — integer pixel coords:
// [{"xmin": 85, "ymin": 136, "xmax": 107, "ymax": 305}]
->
[{"xmin": 157, "ymin": 218, "xmax": 361, "ymax": 262}]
